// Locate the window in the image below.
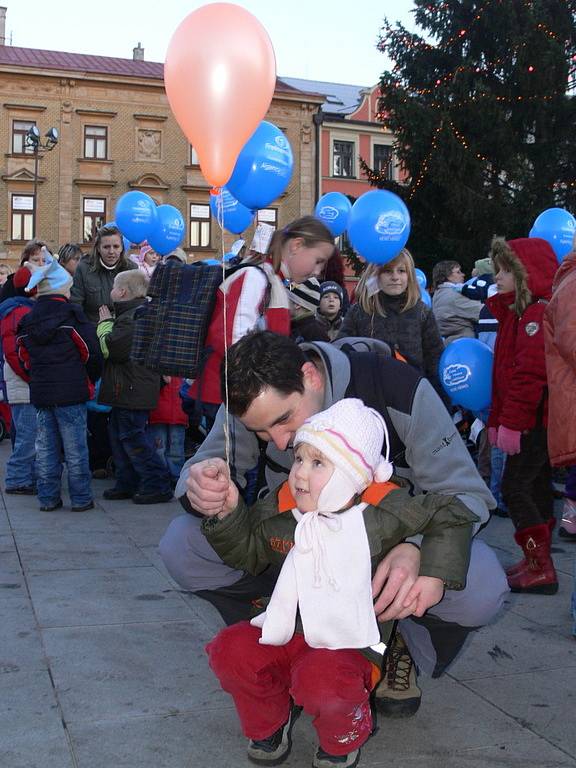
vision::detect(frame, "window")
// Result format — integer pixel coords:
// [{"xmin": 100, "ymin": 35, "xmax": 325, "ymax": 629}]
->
[
  {"xmin": 374, "ymin": 144, "xmax": 393, "ymax": 180},
  {"xmin": 257, "ymin": 208, "xmax": 278, "ymax": 229},
  {"xmin": 12, "ymin": 120, "xmax": 36, "ymax": 155},
  {"xmin": 84, "ymin": 125, "xmax": 108, "ymax": 159},
  {"xmin": 190, "ymin": 203, "xmax": 211, "ymax": 249},
  {"xmin": 190, "ymin": 146, "xmax": 200, "ymax": 166},
  {"xmin": 11, "ymin": 195, "xmax": 34, "ymax": 241},
  {"xmin": 83, "ymin": 198, "xmax": 107, "ymax": 243},
  {"xmin": 333, "ymin": 140, "xmax": 355, "ymax": 177}
]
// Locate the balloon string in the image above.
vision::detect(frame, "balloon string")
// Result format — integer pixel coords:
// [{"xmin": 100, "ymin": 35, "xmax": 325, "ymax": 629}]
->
[{"xmin": 218, "ymin": 192, "xmax": 231, "ymax": 473}]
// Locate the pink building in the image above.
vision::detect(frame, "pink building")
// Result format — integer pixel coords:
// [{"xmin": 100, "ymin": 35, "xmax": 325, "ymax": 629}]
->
[{"xmin": 281, "ymin": 78, "xmax": 399, "ymax": 289}]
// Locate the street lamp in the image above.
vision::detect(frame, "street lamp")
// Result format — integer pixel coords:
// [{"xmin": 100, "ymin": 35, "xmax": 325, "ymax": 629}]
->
[{"xmin": 25, "ymin": 125, "xmax": 59, "ymax": 238}]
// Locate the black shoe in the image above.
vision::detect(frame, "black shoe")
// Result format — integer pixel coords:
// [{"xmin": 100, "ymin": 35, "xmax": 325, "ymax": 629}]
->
[
  {"xmin": 71, "ymin": 501, "xmax": 95, "ymax": 512},
  {"xmin": 5, "ymin": 486, "xmax": 36, "ymax": 495},
  {"xmin": 247, "ymin": 703, "xmax": 302, "ymax": 765},
  {"xmin": 103, "ymin": 488, "xmax": 134, "ymax": 500},
  {"xmin": 39, "ymin": 499, "xmax": 63, "ymax": 512},
  {"xmin": 132, "ymin": 491, "xmax": 173, "ymax": 505}
]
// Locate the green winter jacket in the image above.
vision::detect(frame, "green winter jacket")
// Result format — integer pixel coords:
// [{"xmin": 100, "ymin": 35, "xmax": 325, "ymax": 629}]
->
[{"xmin": 202, "ymin": 478, "xmax": 478, "ymax": 664}]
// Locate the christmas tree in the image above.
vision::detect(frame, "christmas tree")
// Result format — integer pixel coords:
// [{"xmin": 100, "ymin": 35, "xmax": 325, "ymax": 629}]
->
[{"xmin": 365, "ymin": 0, "xmax": 576, "ymax": 272}]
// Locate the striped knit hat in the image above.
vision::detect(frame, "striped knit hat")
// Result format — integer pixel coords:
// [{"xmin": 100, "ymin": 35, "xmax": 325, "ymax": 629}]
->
[
  {"xmin": 294, "ymin": 398, "xmax": 393, "ymax": 511},
  {"xmin": 288, "ymin": 278, "xmax": 321, "ymax": 314}
]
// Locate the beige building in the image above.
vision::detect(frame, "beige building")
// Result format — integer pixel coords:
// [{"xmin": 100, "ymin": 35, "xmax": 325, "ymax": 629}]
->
[{"xmin": 0, "ymin": 36, "xmax": 322, "ymax": 267}]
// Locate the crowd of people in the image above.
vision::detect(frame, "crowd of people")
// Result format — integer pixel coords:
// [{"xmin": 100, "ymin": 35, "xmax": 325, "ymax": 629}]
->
[{"xmin": 0, "ymin": 221, "xmax": 574, "ymax": 768}]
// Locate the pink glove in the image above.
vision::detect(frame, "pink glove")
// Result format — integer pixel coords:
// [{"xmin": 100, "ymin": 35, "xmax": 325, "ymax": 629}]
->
[
  {"xmin": 497, "ymin": 426, "xmax": 522, "ymax": 455},
  {"xmin": 488, "ymin": 427, "xmax": 498, "ymax": 446}
]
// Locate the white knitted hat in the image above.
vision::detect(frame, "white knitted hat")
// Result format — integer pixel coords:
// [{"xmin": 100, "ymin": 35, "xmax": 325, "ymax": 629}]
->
[{"xmin": 294, "ymin": 398, "xmax": 393, "ymax": 511}]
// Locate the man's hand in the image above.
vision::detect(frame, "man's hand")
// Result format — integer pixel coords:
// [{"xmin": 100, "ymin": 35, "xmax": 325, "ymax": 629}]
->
[
  {"xmin": 372, "ymin": 543, "xmax": 421, "ymax": 621},
  {"xmin": 186, "ymin": 459, "xmax": 238, "ymax": 519},
  {"xmin": 402, "ymin": 576, "xmax": 444, "ymax": 617},
  {"xmin": 98, "ymin": 305, "xmax": 112, "ymax": 321}
]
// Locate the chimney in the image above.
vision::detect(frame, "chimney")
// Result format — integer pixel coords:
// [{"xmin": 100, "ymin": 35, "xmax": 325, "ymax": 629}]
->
[
  {"xmin": 0, "ymin": 8, "xmax": 7, "ymax": 46},
  {"xmin": 133, "ymin": 42, "xmax": 144, "ymax": 62}
]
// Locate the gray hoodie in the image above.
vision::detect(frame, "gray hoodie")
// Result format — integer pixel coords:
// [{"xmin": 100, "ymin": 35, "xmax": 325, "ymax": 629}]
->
[{"xmin": 176, "ymin": 341, "xmax": 493, "ymax": 529}]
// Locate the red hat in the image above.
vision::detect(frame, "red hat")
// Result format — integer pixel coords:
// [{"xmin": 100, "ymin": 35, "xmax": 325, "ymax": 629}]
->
[{"xmin": 13, "ymin": 266, "xmax": 37, "ymax": 296}]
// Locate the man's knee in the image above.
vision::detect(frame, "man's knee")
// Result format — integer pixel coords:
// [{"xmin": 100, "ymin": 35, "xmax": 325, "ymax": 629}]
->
[
  {"xmin": 430, "ymin": 539, "xmax": 509, "ymax": 627},
  {"xmin": 159, "ymin": 514, "xmax": 244, "ymax": 591}
]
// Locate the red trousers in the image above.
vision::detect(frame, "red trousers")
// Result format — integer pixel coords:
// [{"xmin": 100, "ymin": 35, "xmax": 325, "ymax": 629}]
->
[{"xmin": 206, "ymin": 621, "xmax": 377, "ymax": 756}]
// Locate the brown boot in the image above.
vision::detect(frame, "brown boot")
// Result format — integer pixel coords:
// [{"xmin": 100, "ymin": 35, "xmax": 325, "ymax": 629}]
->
[
  {"xmin": 507, "ymin": 523, "xmax": 558, "ymax": 594},
  {"xmin": 505, "ymin": 517, "xmax": 556, "ymax": 577}
]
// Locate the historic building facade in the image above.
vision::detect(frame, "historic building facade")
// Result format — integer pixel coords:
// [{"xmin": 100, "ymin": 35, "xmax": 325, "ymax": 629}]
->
[{"xmin": 0, "ymin": 44, "xmax": 322, "ymax": 266}]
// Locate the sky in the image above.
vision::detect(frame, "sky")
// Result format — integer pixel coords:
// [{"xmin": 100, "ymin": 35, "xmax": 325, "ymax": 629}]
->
[{"xmin": 5, "ymin": 0, "xmax": 417, "ymax": 86}]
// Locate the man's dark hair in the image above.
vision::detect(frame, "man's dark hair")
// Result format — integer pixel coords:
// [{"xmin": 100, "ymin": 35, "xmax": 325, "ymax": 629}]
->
[{"xmin": 222, "ymin": 331, "xmax": 307, "ymax": 416}]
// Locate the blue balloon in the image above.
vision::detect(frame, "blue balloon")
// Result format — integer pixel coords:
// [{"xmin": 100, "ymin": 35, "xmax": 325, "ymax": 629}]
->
[
  {"xmin": 347, "ymin": 190, "xmax": 411, "ymax": 265},
  {"xmin": 104, "ymin": 221, "xmax": 131, "ymax": 253},
  {"xmin": 439, "ymin": 338, "xmax": 493, "ymax": 411},
  {"xmin": 530, "ymin": 208, "xmax": 576, "ymax": 263},
  {"xmin": 209, "ymin": 188, "xmax": 255, "ymax": 235},
  {"xmin": 227, "ymin": 121, "xmax": 294, "ymax": 210},
  {"xmin": 115, "ymin": 191, "xmax": 157, "ymax": 245},
  {"xmin": 420, "ymin": 287, "xmax": 432, "ymax": 307},
  {"xmin": 314, "ymin": 192, "xmax": 352, "ymax": 236},
  {"xmin": 415, "ymin": 268, "xmax": 427, "ymax": 288},
  {"xmin": 147, "ymin": 204, "xmax": 185, "ymax": 256}
]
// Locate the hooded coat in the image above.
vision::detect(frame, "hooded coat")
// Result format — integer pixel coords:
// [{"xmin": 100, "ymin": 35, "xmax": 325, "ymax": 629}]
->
[
  {"xmin": 543, "ymin": 251, "xmax": 576, "ymax": 466},
  {"xmin": 16, "ymin": 295, "xmax": 102, "ymax": 407},
  {"xmin": 486, "ymin": 237, "xmax": 557, "ymax": 433}
]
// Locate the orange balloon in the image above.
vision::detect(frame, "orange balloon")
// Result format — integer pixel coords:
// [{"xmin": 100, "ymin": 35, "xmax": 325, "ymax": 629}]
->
[{"xmin": 164, "ymin": 3, "xmax": 277, "ymax": 188}]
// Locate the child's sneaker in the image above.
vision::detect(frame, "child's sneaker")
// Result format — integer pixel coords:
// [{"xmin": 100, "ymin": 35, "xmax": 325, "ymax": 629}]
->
[
  {"xmin": 559, "ymin": 498, "xmax": 576, "ymax": 540},
  {"xmin": 312, "ymin": 746, "xmax": 361, "ymax": 767},
  {"xmin": 247, "ymin": 703, "xmax": 301, "ymax": 765}
]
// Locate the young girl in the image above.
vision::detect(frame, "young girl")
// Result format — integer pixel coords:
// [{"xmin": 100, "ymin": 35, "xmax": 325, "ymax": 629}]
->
[
  {"xmin": 186, "ymin": 216, "xmax": 334, "ymax": 410},
  {"xmin": 201, "ymin": 398, "xmax": 476, "ymax": 768},
  {"xmin": 338, "ymin": 249, "xmax": 445, "ymax": 391},
  {"xmin": 487, "ymin": 236, "xmax": 559, "ymax": 594},
  {"xmin": 131, "ymin": 243, "xmax": 160, "ymax": 279}
]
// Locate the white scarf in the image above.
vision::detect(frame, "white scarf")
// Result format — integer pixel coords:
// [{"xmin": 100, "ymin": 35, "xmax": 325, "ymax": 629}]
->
[{"xmin": 251, "ymin": 502, "xmax": 381, "ymax": 650}]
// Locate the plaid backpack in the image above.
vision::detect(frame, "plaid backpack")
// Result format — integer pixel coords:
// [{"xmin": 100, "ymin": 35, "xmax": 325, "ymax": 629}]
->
[{"xmin": 131, "ymin": 260, "xmax": 269, "ymax": 377}]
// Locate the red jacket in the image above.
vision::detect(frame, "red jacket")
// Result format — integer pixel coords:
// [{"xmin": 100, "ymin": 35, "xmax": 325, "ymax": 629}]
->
[
  {"xmin": 487, "ymin": 238, "xmax": 557, "ymax": 432},
  {"xmin": 189, "ymin": 264, "xmax": 291, "ymax": 405},
  {"xmin": 1, "ymin": 302, "xmax": 32, "ymax": 384},
  {"xmin": 544, "ymin": 252, "xmax": 576, "ymax": 465},
  {"xmin": 149, "ymin": 376, "xmax": 188, "ymax": 426}
]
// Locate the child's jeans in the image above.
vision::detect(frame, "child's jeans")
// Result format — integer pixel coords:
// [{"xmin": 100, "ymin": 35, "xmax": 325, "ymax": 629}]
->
[
  {"xmin": 108, "ymin": 408, "xmax": 171, "ymax": 495},
  {"xmin": 147, "ymin": 423, "xmax": 185, "ymax": 483},
  {"xmin": 36, "ymin": 404, "xmax": 92, "ymax": 507},
  {"xmin": 5, "ymin": 403, "xmax": 36, "ymax": 490},
  {"xmin": 490, "ymin": 446, "xmax": 507, "ymax": 511},
  {"xmin": 206, "ymin": 622, "xmax": 376, "ymax": 757}
]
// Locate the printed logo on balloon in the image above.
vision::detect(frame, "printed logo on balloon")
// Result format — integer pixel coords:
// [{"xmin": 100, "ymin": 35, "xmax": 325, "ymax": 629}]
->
[
  {"xmin": 439, "ymin": 338, "xmax": 493, "ymax": 412},
  {"xmin": 314, "ymin": 192, "xmax": 352, "ymax": 236},
  {"xmin": 147, "ymin": 205, "xmax": 185, "ymax": 256},
  {"xmin": 227, "ymin": 121, "xmax": 294, "ymax": 210},
  {"xmin": 209, "ymin": 187, "xmax": 255, "ymax": 235},
  {"xmin": 347, "ymin": 190, "xmax": 411, "ymax": 265},
  {"xmin": 529, "ymin": 207, "xmax": 576, "ymax": 263}
]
